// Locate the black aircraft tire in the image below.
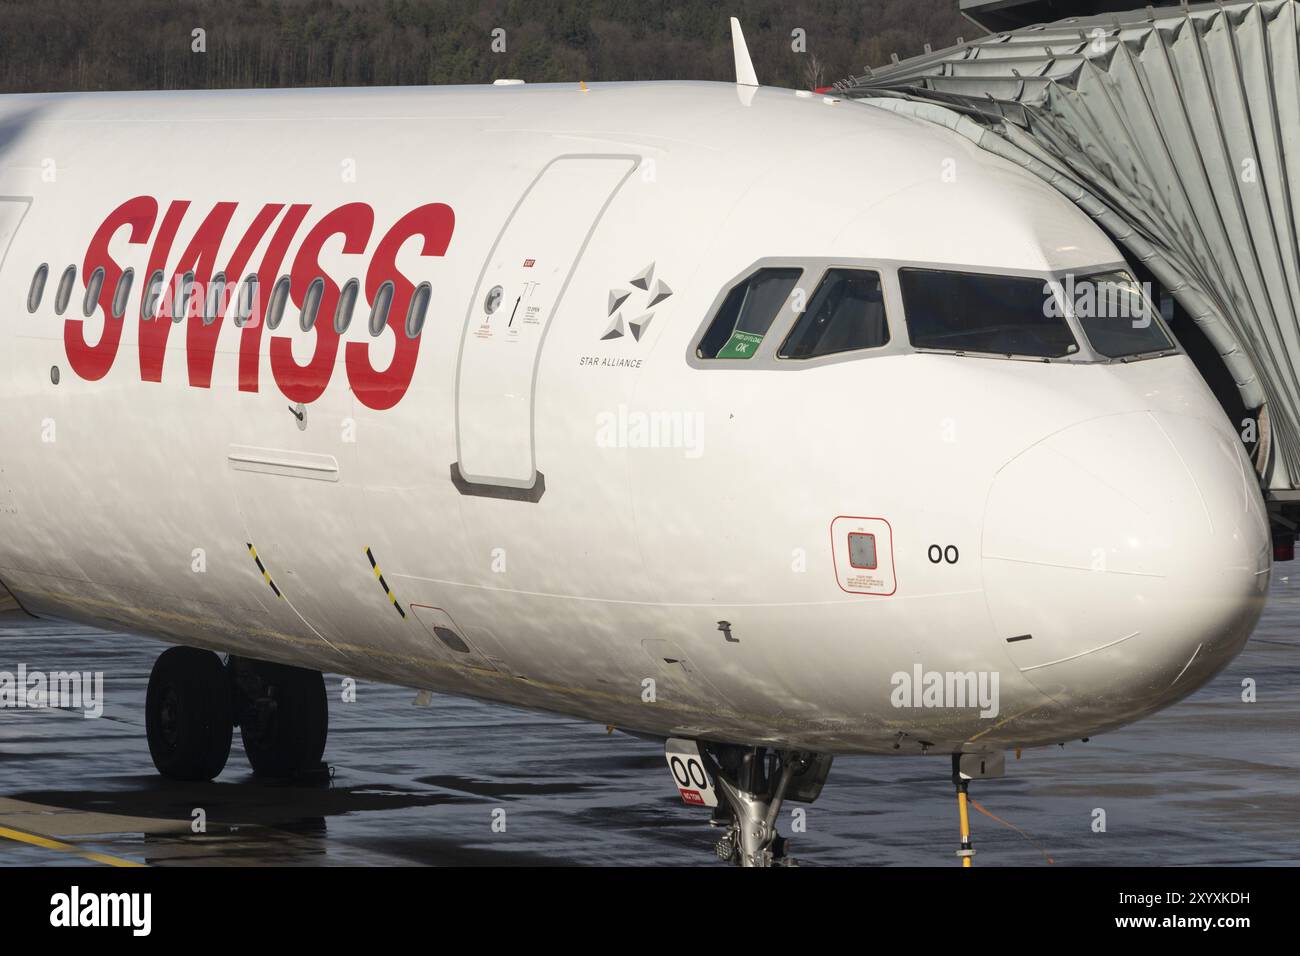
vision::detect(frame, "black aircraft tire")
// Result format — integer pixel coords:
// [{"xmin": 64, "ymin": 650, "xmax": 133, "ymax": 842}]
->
[
  {"xmin": 239, "ymin": 662, "xmax": 328, "ymax": 779},
  {"xmin": 145, "ymin": 647, "xmax": 234, "ymax": 781}
]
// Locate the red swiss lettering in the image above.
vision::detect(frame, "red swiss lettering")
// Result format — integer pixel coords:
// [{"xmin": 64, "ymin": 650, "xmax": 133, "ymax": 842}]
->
[
  {"xmin": 346, "ymin": 203, "xmax": 454, "ymax": 411},
  {"xmin": 67, "ymin": 196, "xmax": 158, "ymax": 381},
  {"xmin": 187, "ymin": 203, "xmax": 283, "ymax": 388},
  {"xmin": 238, "ymin": 204, "xmax": 311, "ymax": 393},
  {"xmin": 271, "ymin": 202, "xmax": 374, "ymax": 405}
]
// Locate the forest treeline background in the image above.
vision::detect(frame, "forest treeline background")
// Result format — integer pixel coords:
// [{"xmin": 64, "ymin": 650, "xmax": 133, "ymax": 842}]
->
[{"xmin": 0, "ymin": 0, "xmax": 976, "ymax": 93}]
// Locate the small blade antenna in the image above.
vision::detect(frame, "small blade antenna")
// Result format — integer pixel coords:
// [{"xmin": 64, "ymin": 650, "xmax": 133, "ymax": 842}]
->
[{"xmin": 730, "ymin": 17, "xmax": 759, "ymax": 86}]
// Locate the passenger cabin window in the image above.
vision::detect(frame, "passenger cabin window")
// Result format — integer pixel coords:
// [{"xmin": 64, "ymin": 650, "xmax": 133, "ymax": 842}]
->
[
  {"xmin": 266, "ymin": 275, "xmax": 291, "ymax": 330},
  {"xmin": 406, "ymin": 282, "xmax": 431, "ymax": 339},
  {"xmin": 1071, "ymin": 271, "xmax": 1174, "ymax": 358},
  {"xmin": 335, "ymin": 278, "xmax": 359, "ymax": 334},
  {"xmin": 204, "ymin": 272, "xmax": 227, "ymax": 326},
  {"xmin": 141, "ymin": 269, "xmax": 165, "ymax": 321},
  {"xmin": 779, "ymin": 269, "xmax": 888, "ymax": 359},
  {"xmin": 54, "ymin": 265, "xmax": 76, "ymax": 316},
  {"xmin": 112, "ymin": 268, "xmax": 134, "ymax": 319},
  {"xmin": 27, "ymin": 263, "xmax": 48, "ymax": 313},
  {"xmin": 82, "ymin": 267, "xmax": 105, "ymax": 317},
  {"xmin": 900, "ymin": 268, "xmax": 1078, "ymax": 359},
  {"xmin": 696, "ymin": 267, "xmax": 801, "ymax": 359},
  {"xmin": 368, "ymin": 280, "xmax": 394, "ymax": 336},
  {"xmin": 172, "ymin": 270, "xmax": 195, "ymax": 324},
  {"xmin": 300, "ymin": 277, "xmax": 325, "ymax": 332},
  {"xmin": 234, "ymin": 274, "xmax": 258, "ymax": 327}
]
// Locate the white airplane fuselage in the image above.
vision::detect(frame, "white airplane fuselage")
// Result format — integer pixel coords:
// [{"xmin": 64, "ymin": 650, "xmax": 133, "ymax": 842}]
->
[{"xmin": 0, "ymin": 81, "xmax": 1272, "ymax": 755}]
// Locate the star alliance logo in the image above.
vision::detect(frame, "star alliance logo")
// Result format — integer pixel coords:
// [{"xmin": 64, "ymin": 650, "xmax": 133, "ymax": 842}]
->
[{"xmin": 601, "ymin": 261, "xmax": 673, "ymax": 343}]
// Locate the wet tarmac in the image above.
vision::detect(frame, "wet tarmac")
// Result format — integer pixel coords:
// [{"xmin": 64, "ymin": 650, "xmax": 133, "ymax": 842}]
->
[{"xmin": 1, "ymin": 576, "xmax": 1297, "ymax": 867}]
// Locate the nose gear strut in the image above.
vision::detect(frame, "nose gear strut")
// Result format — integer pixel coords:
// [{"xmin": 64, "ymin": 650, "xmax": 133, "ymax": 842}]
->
[{"xmin": 695, "ymin": 744, "xmax": 831, "ymax": 868}]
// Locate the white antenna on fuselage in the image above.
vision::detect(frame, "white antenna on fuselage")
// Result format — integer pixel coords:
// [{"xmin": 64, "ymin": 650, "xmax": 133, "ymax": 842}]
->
[{"xmin": 730, "ymin": 17, "xmax": 759, "ymax": 86}]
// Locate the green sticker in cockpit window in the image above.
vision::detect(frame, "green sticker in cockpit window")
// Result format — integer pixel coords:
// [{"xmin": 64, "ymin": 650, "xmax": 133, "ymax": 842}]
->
[
  {"xmin": 716, "ymin": 329, "xmax": 764, "ymax": 359},
  {"xmin": 695, "ymin": 267, "xmax": 800, "ymax": 360}
]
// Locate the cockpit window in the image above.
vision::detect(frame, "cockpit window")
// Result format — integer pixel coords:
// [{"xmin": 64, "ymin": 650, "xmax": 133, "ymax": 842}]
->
[
  {"xmin": 696, "ymin": 267, "xmax": 801, "ymax": 359},
  {"xmin": 899, "ymin": 268, "xmax": 1078, "ymax": 359},
  {"xmin": 779, "ymin": 269, "xmax": 889, "ymax": 359},
  {"xmin": 1070, "ymin": 270, "xmax": 1174, "ymax": 359}
]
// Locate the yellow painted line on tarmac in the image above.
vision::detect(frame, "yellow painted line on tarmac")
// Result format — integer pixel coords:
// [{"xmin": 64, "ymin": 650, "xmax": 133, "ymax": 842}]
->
[{"xmin": 0, "ymin": 824, "xmax": 145, "ymax": 867}]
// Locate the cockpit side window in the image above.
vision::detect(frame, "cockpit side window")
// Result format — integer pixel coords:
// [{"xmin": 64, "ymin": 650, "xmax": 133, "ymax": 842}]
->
[
  {"xmin": 899, "ymin": 268, "xmax": 1078, "ymax": 359},
  {"xmin": 778, "ymin": 269, "xmax": 888, "ymax": 359},
  {"xmin": 1070, "ymin": 270, "xmax": 1174, "ymax": 359},
  {"xmin": 696, "ymin": 267, "xmax": 801, "ymax": 359}
]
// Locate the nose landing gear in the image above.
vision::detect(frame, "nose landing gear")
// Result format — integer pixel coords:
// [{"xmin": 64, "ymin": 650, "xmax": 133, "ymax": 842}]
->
[
  {"xmin": 713, "ymin": 762, "xmax": 795, "ymax": 867},
  {"xmin": 671, "ymin": 742, "xmax": 832, "ymax": 868}
]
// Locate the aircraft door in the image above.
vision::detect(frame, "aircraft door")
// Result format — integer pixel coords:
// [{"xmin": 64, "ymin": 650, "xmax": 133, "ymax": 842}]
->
[{"xmin": 453, "ymin": 155, "xmax": 637, "ymax": 497}]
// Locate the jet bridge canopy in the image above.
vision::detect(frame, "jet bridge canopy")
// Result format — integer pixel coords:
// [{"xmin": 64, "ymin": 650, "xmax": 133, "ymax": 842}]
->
[
  {"xmin": 959, "ymin": 0, "xmax": 1184, "ymax": 32},
  {"xmin": 838, "ymin": 0, "xmax": 1300, "ymax": 495}
]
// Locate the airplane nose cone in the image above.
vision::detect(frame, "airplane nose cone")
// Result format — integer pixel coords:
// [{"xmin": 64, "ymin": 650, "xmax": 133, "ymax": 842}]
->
[{"xmin": 982, "ymin": 410, "xmax": 1270, "ymax": 733}]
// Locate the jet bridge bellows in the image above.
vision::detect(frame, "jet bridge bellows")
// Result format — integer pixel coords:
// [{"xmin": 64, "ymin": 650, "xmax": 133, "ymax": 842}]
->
[{"xmin": 838, "ymin": 0, "xmax": 1300, "ymax": 494}]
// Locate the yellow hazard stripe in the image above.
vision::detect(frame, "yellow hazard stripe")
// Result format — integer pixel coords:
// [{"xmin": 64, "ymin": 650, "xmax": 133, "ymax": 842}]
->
[
  {"xmin": 247, "ymin": 542, "xmax": 283, "ymax": 598},
  {"xmin": 365, "ymin": 547, "xmax": 406, "ymax": 618},
  {"xmin": 0, "ymin": 824, "xmax": 145, "ymax": 867}
]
